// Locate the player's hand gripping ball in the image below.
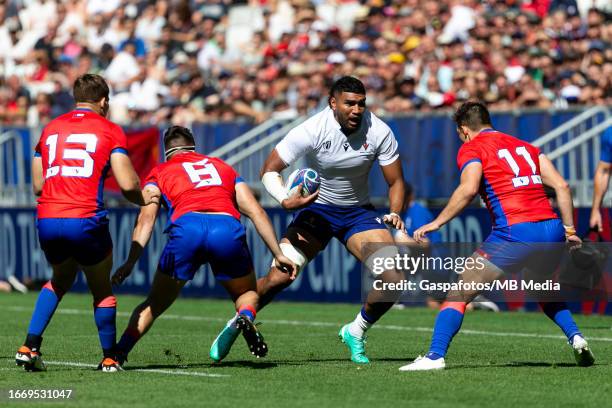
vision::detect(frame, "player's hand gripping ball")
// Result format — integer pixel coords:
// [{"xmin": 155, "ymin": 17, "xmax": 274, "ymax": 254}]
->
[{"xmin": 285, "ymin": 168, "xmax": 320, "ymax": 197}]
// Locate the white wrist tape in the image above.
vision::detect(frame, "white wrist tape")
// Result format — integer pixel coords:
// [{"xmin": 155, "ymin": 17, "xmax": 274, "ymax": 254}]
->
[
  {"xmin": 262, "ymin": 171, "xmax": 289, "ymax": 204},
  {"xmin": 271, "ymin": 242, "xmax": 308, "ymax": 276}
]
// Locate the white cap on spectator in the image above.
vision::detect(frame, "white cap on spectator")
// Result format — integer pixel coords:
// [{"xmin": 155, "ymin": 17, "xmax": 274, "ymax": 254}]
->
[
  {"xmin": 504, "ymin": 66, "xmax": 525, "ymax": 84},
  {"xmin": 173, "ymin": 52, "xmax": 189, "ymax": 64},
  {"xmin": 184, "ymin": 42, "xmax": 199, "ymax": 54},
  {"xmin": 311, "ymin": 20, "xmax": 328, "ymax": 32},
  {"xmin": 560, "ymin": 85, "xmax": 581, "ymax": 100},
  {"xmin": 327, "ymin": 52, "xmax": 347, "ymax": 65},
  {"xmin": 427, "ymin": 92, "xmax": 445, "ymax": 107},
  {"xmin": 344, "ymin": 38, "xmax": 363, "ymax": 51}
]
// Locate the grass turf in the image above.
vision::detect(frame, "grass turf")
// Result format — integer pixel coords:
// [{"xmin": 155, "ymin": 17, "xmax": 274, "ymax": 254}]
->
[{"xmin": 1, "ymin": 293, "xmax": 611, "ymax": 407}]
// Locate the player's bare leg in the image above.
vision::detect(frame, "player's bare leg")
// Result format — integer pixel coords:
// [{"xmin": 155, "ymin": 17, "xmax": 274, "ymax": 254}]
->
[
  {"xmin": 211, "ymin": 228, "xmax": 321, "ymax": 362},
  {"xmin": 399, "ymin": 255, "xmax": 501, "ymax": 371},
  {"xmin": 82, "ymin": 253, "xmax": 123, "ymax": 372},
  {"xmin": 17, "ymin": 258, "xmax": 79, "ymax": 372},
  {"xmin": 338, "ymin": 229, "xmax": 403, "ymax": 364},
  {"xmin": 116, "ymin": 270, "xmax": 185, "ymax": 366},
  {"xmin": 256, "ymin": 227, "xmax": 323, "ymax": 310},
  {"xmin": 218, "ymin": 272, "xmax": 268, "ymax": 359}
]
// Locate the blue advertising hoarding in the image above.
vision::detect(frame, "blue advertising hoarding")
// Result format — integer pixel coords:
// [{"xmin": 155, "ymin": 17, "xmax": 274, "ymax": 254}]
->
[{"xmin": 1, "ymin": 206, "xmax": 609, "ymax": 315}]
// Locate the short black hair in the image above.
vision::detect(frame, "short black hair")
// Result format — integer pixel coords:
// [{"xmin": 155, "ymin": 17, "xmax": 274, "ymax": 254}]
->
[
  {"xmin": 163, "ymin": 126, "xmax": 195, "ymax": 150},
  {"xmin": 73, "ymin": 74, "xmax": 109, "ymax": 104},
  {"xmin": 328, "ymin": 76, "xmax": 366, "ymax": 103},
  {"xmin": 453, "ymin": 101, "xmax": 492, "ymax": 131}
]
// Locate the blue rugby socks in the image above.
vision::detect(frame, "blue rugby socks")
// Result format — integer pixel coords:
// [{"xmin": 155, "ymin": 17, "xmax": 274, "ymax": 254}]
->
[
  {"xmin": 94, "ymin": 296, "xmax": 117, "ymax": 359},
  {"xmin": 117, "ymin": 327, "xmax": 141, "ymax": 356},
  {"xmin": 25, "ymin": 281, "xmax": 65, "ymax": 351},
  {"xmin": 539, "ymin": 302, "xmax": 581, "ymax": 342},
  {"xmin": 428, "ymin": 302, "xmax": 467, "ymax": 359},
  {"xmin": 238, "ymin": 305, "xmax": 256, "ymax": 322}
]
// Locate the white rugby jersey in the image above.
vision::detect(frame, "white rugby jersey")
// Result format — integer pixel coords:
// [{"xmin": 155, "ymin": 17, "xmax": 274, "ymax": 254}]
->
[{"xmin": 275, "ymin": 106, "xmax": 399, "ymax": 206}]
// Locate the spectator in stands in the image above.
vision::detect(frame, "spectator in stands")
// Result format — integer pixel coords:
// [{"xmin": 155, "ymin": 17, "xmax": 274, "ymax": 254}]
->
[{"xmin": 0, "ymin": 0, "xmax": 609, "ymax": 125}]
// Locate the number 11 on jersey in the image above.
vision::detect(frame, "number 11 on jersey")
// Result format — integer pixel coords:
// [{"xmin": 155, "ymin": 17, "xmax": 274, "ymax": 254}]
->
[{"xmin": 498, "ymin": 146, "xmax": 542, "ymax": 188}]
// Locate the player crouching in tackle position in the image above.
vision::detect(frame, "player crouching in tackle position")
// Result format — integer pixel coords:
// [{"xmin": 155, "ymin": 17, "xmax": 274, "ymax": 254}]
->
[
  {"xmin": 16, "ymin": 74, "xmax": 158, "ymax": 372},
  {"xmin": 111, "ymin": 126, "xmax": 295, "ymax": 364},
  {"xmin": 400, "ymin": 101, "xmax": 594, "ymax": 371},
  {"xmin": 210, "ymin": 76, "xmax": 406, "ymax": 364}
]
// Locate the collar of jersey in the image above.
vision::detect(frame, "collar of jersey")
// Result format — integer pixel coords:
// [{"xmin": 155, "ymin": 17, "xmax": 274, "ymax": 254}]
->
[
  {"xmin": 75, "ymin": 108, "xmax": 94, "ymax": 112},
  {"xmin": 478, "ymin": 128, "xmax": 496, "ymax": 135}
]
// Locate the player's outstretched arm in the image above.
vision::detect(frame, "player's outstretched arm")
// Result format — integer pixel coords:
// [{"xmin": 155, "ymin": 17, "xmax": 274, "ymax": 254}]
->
[
  {"xmin": 112, "ymin": 186, "xmax": 161, "ymax": 285},
  {"xmin": 235, "ymin": 181, "xmax": 297, "ymax": 278},
  {"xmin": 414, "ymin": 162, "xmax": 481, "ymax": 242},
  {"xmin": 381, "ymin": 159, "xmax": 406, "ymax": 231},
  {"xmin": 539, "ymin": 154, "xmax": 580, "ymax": 242},
  {"xmin": 590, "ymin": 161, "xmax": 612, "ymax": 232},
  {"xmin": 110, "ymin": 152, "xmax": 159, "ymax": 206},
  {"xmin": 32, "ymin": 156, "xmax": 44, "ymax": 196}
]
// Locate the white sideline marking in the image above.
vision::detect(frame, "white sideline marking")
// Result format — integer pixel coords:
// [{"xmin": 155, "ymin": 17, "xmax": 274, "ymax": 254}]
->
[
  {"xmin": 45, "ymin": 361, "xmax": 229, "ymax": 378},
  {"xmin": 7, "ymin": 305, "xmax": 612, "ymax": 342}
]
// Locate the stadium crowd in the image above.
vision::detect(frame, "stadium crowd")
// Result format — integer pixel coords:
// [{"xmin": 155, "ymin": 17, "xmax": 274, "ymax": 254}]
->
[{"xmin": 0, "ymin": 0, "xmax": 610, "ymax": 127}]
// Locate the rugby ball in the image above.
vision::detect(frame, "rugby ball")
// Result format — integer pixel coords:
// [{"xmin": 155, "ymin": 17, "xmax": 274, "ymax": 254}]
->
[{"xmin": 285, "ymin": 168, "xmax": 320, "ymax": 197}]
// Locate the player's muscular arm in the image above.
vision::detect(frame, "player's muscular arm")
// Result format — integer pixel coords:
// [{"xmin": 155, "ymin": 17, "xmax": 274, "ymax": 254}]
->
[
  {"xmin": 414, "ymin": 162, "xmax": 481, "ymax": 242},
  {"xmin": 260, "ymin": 149, "xmax": 318, "ymax": 210},
  {"xmin": 112, "ymin": 188, "xmax": 160, "ymax": 285},
  {"xmin": 110, "ymin": 152, "xmax": 158, "ymax": 206},
  {"xmin": 260, "ymin": 148, "xmax": 289, "ymax": 176},
  {"xmin": 539, "ymin": 154, "xmax": 577, "ymax": 233},
  {"xmin": 381, "ymin": 159, "xmax": 406, "ymax": 231},
  {"xmin": 235, "ymin": 181, "xmax": 297, "ymax": 278},
  {"xmin": 590, "ymin": 161, "xmax": 611, "ymax": 231},
  {"xmin": 32, "ymin": 156, "xmax": 44, "ymax": 196}
]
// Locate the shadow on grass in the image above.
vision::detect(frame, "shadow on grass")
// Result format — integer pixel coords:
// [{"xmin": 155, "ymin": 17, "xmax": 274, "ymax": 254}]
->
[
  {"xmin": 446, "ymin": 361, "xmax": 594, "ymax": 370},
  {"xmin": 126, "ymin": 361, "xmax": 278, "ymax": 370}
]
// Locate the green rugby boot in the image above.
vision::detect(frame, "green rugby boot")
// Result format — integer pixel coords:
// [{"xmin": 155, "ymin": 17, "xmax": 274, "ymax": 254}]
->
[
  {"xmin": 210, "ymin": 319, "xmax": 240, "ymax": 362},
  {"xmin": 338, "ymin": 324, "xmax": 370, "ymax": 364}
]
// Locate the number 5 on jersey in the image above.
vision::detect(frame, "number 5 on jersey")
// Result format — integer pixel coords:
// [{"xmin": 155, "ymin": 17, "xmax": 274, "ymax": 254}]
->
[
  {"xmin": 45, "ymin": 133, "xmax": 98, "ymax": 179},
  {"xmin": 498, "ymin": 146, "xmax": 542, "ymax": 188}
]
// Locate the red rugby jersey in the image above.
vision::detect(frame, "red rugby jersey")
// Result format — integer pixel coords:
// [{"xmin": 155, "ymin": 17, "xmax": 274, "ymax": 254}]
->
[
  {"xmin": 456, "ymin": 129, "xmax": 557, "ymax": 228},
  {"xmin": 145, "ymin": 152, "xmax": 242, "ymax": 222},
  {"xmin": 35, "ymin": 109, "xmax": 128, "ymax": 219}
]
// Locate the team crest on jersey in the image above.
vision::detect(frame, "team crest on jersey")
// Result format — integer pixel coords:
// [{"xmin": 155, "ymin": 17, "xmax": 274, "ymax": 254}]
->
[{"xmin": 322, "ymin": 140, "xmax": 332, "ymax": 151}]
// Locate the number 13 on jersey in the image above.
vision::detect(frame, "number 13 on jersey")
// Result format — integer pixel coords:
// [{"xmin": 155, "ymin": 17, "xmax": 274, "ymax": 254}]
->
[{"xmin": 498, "ymin": 146, "xmax": 542, "ymax": 188}]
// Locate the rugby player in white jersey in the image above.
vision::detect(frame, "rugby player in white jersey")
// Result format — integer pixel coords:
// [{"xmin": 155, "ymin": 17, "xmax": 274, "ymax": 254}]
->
[{"xmin": 210, "ymin": 76, "xmax": 406, "ymax": 364}]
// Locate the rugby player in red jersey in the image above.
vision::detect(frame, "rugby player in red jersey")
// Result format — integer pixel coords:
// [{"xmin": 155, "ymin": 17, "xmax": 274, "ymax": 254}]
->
[
  {"xmin": 15, "ymin": 74, "xmax": 159, "ymax": 373},
  {"xmin": 111, "ymin": 126, "xmax": 295, "ymax": 364},
  {"xmin": 401, "ymin": 101, "xmax": 594, "ymax": 371}
]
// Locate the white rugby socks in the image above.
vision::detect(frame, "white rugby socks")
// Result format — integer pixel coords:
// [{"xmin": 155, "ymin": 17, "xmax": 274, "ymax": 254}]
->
[{"xmin": 348, "ymin": 312, "xmax": 372, "ymax": 338}]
